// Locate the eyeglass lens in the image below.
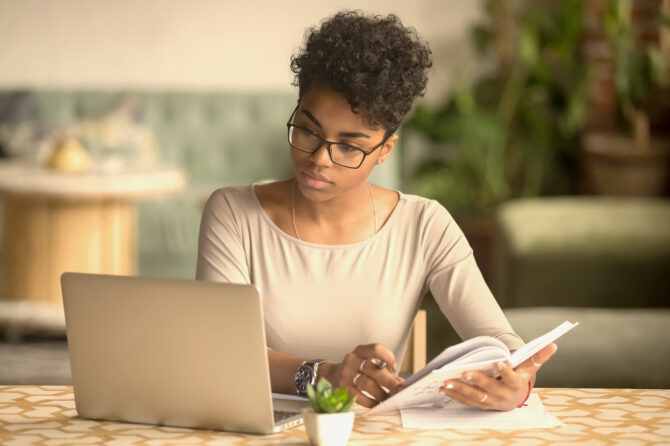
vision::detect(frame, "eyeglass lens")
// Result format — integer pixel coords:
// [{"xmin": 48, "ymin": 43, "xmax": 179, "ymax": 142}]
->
[{"xmin": 288, "ymin": 126, "xmax": 364, "ymax": 167}]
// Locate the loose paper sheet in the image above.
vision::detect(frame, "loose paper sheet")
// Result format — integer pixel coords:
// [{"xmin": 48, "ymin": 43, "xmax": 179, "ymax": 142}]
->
[
  {"xmin": 272, "ymin": 393, "xmax": 309, "ymax": 402},
  {"xmin": 400, "ymin": 394, "xmax": 563, "ymax": 429}
]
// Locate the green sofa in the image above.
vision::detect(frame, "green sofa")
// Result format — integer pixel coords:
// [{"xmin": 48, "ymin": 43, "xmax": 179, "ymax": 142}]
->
[{"xmin": 494, "ymin": 197, "xmax": 670, "ymax": 388}]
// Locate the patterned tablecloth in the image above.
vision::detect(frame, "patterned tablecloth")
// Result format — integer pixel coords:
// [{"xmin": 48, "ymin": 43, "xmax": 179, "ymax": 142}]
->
[{"xmin": 0, "ymin": 386, "xmax": 668, "ymax": 445}]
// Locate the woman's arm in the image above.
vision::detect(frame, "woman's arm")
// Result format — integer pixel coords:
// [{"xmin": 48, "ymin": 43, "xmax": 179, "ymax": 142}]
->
[
  {"xmin": 196, "ymin": 188, "xmax": 251, "ymax": 284},
  {"xmin": 267, "ymin": 348, "xmax": 308, "ymax": 395},
  {"xmin": 420, "ymin": 200, "xmax": 554, "ymax": 410},
  {"xmin": 268, "ymin": 344, "xmax": 404, "ymax": 407}
]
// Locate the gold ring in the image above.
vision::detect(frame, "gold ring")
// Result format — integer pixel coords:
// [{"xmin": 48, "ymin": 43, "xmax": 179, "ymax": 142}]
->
[
  {"xmin": 359, "ymin": 359, "xmax": 367, "ymax": 373},
  {"xmin": 353, "ymin": 373, "xmax": 362, "ymax": 386},
  {"xmin": 479, "ymin": 393, "xmax": 488, "ymax": 403}
]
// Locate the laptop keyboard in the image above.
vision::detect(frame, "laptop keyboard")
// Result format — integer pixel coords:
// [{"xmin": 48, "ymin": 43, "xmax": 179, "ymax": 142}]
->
[{"xmin": 274, "ymin": 410, "xmax": 300, "ymax": 423}]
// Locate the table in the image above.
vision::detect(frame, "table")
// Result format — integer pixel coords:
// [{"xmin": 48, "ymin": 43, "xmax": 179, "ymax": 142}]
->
[
  {"xmin": 0, "ymin": 387, "xmax": 667, "ymax": 445},
  {"xmin": 0, "ymin": 161, "xmax": 186, "ymax": 334}
]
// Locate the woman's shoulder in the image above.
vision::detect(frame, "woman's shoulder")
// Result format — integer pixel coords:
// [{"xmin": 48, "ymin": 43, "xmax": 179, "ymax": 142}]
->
[
  {"xmin": 206, "ymin": 184, "xmax": 254, "ymax": 207},
  {"xmin": 253, "ymin": 179, "xmax": 292, "ymax": 207},
  {"xmin": 393, "ymin": 190, "xmax": 455, "ymax": 225},
  {"xmin": 202, "ymin": 184, "xmax": 265, "ymax": 222},
  {"xmin": 204, "ymin": 180, "xmax": 292, "ymax": 224}
]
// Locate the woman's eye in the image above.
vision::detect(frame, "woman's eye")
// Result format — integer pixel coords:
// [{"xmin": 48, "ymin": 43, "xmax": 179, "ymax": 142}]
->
[
  {"xmin": 306, "ymin": 128, "xmax": 322, "ymax": 138},
  {"xmin": 338, "ymin": 144, "xmax": 359, "ymax": 152},
  {"xmin": 297, "ymin": 127, "xmax": 319, "ymax": 138}
]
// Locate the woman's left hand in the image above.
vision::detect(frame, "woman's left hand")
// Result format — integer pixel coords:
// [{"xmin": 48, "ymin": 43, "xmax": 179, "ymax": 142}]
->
[{"xmin": 439, "ymin": 343, "xmax": 557, "ymax": 411}]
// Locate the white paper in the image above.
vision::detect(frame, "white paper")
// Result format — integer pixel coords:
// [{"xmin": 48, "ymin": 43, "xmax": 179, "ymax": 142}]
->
[
  {"xmin": 400, "ymin": 394, "xmax": 563, "ymax": 429},
  {"xmin": 272, "ymin": 392, "xmax": 309, "ymax": 402}
]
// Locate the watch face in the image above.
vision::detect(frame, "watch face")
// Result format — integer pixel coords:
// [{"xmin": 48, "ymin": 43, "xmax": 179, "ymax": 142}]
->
[{"xmin": 295, "ymin": 364, "xmax": 315, "ymax": 394}]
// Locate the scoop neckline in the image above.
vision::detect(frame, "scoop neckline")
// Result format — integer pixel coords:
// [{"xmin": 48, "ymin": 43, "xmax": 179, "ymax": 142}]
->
[{"xmin": 250, "ymin": 182, "xmax": 404, "ymax": 249}]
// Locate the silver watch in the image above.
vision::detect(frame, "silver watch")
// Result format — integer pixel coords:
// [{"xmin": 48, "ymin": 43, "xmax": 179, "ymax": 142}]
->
[{"xmin": 294, "ymin": 359, "xmax": 325, "ymax": 396}]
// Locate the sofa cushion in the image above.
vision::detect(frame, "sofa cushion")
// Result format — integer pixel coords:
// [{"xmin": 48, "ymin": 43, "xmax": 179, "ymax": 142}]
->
[
  {"xmin": 494, "ymin": 197, "xmax": 670, "ymax": 308},
  {"xmin": 505, "ymin": 307, "xmax": 670, "ymax": 388}
]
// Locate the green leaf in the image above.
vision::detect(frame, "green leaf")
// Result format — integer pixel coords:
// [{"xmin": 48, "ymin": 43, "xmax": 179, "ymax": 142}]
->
[
  {"xmin": 316, "ymin": 378, "xmax": 330, "ymax": 395},
  {"xmin": 306, "ymin": 383, "xmax": 316, "ymax": 402},
  {"xmin": 306, "ymin": 378, "xmax": 354, "ymax": 413},
  {"xmin": 334, "ymin": 388, "xmax": 348, "ymax": 400},
  {"xmin": 520, "ymin": 23, "xmax": 539, "ymax": 67},
  {"xmin": 341, "ymin": 397, "xmax": 355, "ymax": 413}
]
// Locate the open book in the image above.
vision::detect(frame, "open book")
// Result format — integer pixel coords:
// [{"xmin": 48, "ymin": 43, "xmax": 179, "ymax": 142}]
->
[{"xmin": 366, "ymin": 320, "xmax": 578, "ymax": 416}]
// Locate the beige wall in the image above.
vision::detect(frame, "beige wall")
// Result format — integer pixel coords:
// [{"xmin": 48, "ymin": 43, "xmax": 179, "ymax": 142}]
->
[{"xmin": 0, "ymin": 0, "xmax": 482, "ymax": 103}]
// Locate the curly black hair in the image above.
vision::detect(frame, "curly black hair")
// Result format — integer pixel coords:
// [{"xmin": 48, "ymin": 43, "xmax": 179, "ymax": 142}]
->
[{"xmin": 290, "ymin": 10, "xmax": 432, "ymax": 135}]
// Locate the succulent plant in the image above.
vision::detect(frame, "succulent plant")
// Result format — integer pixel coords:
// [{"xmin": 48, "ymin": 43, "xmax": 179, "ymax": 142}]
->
[{"xmin": 306, "ymin": 378, "xmax": 356, "ymax": 414}]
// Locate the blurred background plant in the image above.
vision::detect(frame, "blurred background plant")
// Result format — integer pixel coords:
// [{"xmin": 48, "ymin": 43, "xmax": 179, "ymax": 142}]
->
[
  {"xmin": 581, "ymin": 0, "xmax": 670, "ymax": 195},
  {"xmin": 403, "ymin": 0, "xmax": 587, "ymax": 217},
  {"xmin": 606, "ymin": 0, "xmax": 670, "ymax": 149}
]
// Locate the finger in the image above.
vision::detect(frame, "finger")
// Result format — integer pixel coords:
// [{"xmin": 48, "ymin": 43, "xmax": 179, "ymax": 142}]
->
[
  {"xmin": 342, "ymin": 359, "xmax": 387, "ymax": 401},
  {"xmin": 350, "ymin": 384, "xmax": 379, "ymax": 408},
  {"xmin": 440, "ymin": 380, "xmax": 492, "ymax": 410},
  {"xmin": 354, "ymin": 344, "xmax": 397, "ymax": 372},
  {"xmin": 535, "ymin": 343, "xmax": 558, "ymax": 363},
  {"xmin": 342, "ymin": 352, "xmax": 365, "ymax": 377},
  {"xmin": 353, "ymin": 373, "xmax": 387, "ymax": 402},
  {"xmin": 496, "ymin": 362, "xmax": 528, "ymax": 390},
  {"xmin": 361, "ymin": 360, "xmax": 403, "ymax": 394},
  {"xmin": 517, "ymin": 343, "xmax": 557, "ymax": 373},
  {"xmin": 462, "ymin": 369, "xmax": 514, "ymax": 398}
]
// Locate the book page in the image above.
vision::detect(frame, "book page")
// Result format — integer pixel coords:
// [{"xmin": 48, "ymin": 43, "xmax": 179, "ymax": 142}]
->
[
  {"xmin": 510, "ymin": 321, "xmax": 579, "ymax": 367},
  {"xmin": 400, "ymin": 393, "xmax": 563, "ymax": 429},
  {"xmin": 402, "ymin": 335, "xmax": 509, "ymax": 387},
  {"xmin": 437, "ymin": 346, "xmax": 510, "ymax": 371}
]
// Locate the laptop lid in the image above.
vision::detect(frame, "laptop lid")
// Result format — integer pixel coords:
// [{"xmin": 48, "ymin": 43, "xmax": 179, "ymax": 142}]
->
[{"xmin": 61, "ymin": 272, "xmax": 290, "ymax": 434}]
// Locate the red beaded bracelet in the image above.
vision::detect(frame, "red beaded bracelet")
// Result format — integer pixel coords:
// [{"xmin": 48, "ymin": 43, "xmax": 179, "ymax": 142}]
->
[{"xmin": 517, "ymin": 380, "xmax": 533, "ymax": 408}]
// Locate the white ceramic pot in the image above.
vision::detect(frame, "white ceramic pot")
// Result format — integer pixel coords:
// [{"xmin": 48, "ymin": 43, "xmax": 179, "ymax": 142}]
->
[{"xmin": 302, "ymin": 408, "xmax": 355, "ymax": 446}]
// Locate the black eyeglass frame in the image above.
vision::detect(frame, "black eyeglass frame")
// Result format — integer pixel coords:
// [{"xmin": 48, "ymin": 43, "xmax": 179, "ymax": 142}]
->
[{"xmin": 286, "ymin": 106, "xmax": 393, "ymax": 169}]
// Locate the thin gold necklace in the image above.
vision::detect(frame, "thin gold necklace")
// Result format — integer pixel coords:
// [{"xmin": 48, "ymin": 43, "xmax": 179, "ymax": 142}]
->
[{"xmin": 291, "ymin": 178, "xmax": 377, "ymax": 241}]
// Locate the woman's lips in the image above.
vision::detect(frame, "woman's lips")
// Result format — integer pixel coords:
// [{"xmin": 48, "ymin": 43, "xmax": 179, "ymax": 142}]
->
[{"xmin": 302, "ymin": 171, "xmax": 332, "ymax": 189}]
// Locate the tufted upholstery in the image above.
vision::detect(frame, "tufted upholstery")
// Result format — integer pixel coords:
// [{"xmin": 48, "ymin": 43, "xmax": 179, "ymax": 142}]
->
[{"xmin": 0, "ymin": 90, "xmax": 401, "ymax": 280}]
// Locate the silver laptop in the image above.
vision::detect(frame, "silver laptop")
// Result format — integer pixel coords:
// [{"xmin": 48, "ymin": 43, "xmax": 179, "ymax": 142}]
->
[{"xmin": 61, "ymin": 272, "xmax": 308, "ymax": 434}]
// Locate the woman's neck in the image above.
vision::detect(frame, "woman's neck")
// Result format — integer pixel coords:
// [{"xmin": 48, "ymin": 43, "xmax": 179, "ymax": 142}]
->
[
  {"xmin": 292, "ymin": 179, "xmax": 376, "ymax": 242},
  {"xmin": 294, "ymin": 180, "xmax": 372, "ymax": 223}
]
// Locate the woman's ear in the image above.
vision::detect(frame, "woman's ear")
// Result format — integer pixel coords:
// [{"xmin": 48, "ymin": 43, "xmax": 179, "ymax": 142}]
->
[{"xmin": 376, "ymin": 134, "xmax": 398, "ymax": 165}]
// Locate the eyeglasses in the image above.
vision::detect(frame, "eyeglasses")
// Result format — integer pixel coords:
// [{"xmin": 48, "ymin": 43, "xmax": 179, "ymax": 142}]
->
[{"xmin": 286, "ymin": 106, "xmax": 390, "ymax": 169}]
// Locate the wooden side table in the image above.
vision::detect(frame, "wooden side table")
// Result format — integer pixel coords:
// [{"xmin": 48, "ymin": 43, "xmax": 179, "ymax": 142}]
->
[{"xmin": 0, "ymin": 161, "xmax": 186, "ymax": 334}]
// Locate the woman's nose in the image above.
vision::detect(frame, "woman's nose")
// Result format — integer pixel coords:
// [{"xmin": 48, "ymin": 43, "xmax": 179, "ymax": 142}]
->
[{"xmin": 310, "ymin": 142, "xmax": 333, "ymax": 167}]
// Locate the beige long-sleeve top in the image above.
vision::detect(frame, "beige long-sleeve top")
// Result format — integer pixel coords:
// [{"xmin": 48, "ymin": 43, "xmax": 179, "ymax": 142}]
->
[{"xmin": 196, "ymin": 185, "xmax": 523, "ymax": 364}]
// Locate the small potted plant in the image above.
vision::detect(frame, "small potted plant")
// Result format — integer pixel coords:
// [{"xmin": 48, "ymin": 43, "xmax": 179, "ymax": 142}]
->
[{"xmin": 303, "ymin": 379, "xmax": 356, "ymax": 446}]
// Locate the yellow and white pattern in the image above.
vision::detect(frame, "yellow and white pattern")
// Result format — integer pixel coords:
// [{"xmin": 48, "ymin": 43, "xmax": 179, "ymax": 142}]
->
[{"xmin": 0, "ymin": 386, "xmax": 668, "ymax": 445}]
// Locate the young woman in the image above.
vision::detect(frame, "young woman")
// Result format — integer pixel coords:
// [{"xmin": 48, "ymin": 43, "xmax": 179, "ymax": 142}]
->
[{"xmin": 196, "ymin": 10, "xmax": 556, "ymax": 411}]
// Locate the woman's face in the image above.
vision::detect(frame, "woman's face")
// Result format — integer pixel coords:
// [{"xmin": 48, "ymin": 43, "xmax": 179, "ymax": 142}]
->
[{"xmin": 289, "ymin": 85, "xmax": 397, "ymax": 202}]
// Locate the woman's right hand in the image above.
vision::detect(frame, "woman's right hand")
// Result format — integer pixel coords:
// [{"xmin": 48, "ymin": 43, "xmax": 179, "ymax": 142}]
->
[{"xmin": 319, "ymin": 343, "xmax": 404, "ymax": 408}]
